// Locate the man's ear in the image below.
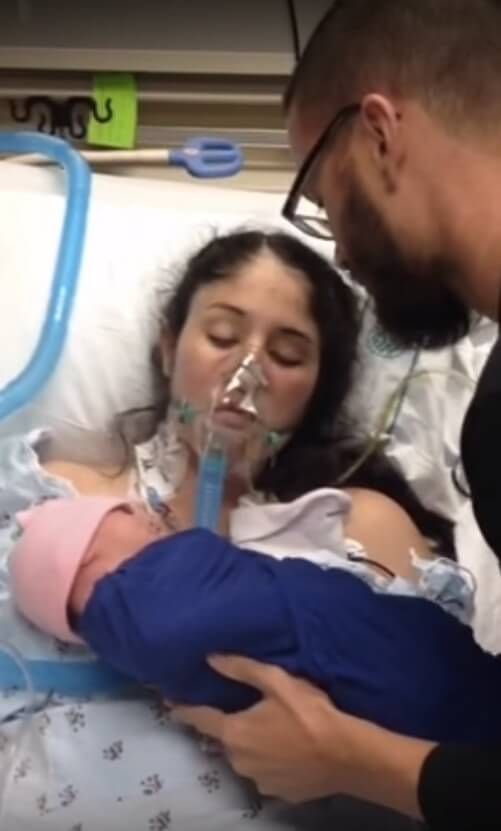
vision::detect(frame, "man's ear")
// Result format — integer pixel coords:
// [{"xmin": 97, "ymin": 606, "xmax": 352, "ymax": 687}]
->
[{"xmin": 359, "ymin": 93, "xmax": 405, "ymax": 192}]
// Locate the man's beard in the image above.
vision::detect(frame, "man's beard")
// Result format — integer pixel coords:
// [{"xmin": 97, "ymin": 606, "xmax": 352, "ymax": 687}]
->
[{"xmin": 338, "ymin": 173, "xmax": 472, "ymax": 349}]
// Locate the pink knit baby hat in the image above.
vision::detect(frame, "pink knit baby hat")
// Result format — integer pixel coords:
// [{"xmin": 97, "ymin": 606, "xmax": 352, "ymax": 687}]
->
[{"xmin": 10, "ymin": 497, "xmax": 127, "ymax": 643}]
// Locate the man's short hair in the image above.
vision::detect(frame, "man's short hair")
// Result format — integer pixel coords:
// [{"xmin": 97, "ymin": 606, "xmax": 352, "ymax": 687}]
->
[{"xmin": 284, "ymin": 0, "xmax": 501, "ymax": 132}]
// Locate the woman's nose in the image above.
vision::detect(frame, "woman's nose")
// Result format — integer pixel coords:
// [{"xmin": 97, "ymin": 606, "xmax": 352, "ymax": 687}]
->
[
  {"xmin": 222, "ymin": 343, "xmax": 263, "ymax": 376},
  {"xmin": 221, "ymin": 349, "xmax": 268, "ymax": 406}
]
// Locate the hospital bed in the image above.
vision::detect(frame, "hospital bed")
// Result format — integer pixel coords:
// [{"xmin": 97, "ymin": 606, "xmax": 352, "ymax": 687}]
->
[{"xmin": 0, "ymin": 151, "xmax": 499, "ymax": 829}]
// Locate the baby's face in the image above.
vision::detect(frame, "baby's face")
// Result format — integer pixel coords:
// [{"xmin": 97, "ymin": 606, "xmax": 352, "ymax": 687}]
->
[{"xmin": 69, "ymin": 505, "xmax": 164, "ymax": 617}]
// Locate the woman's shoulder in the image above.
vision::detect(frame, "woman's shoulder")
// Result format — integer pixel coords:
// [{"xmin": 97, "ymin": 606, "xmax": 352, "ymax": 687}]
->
[
  {"xmin": 344, "ymin": 486, "xmax": 420, "ymax": 523},
  {"xmin": 343, "ymin": 487, "xmax": 431, "ymax": 579}
]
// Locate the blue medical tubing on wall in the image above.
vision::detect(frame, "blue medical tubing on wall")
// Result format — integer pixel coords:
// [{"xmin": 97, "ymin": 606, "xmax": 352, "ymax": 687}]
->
[{"xmin": 0, "ymin": 132, "xmax": 91, "ymax": 421}]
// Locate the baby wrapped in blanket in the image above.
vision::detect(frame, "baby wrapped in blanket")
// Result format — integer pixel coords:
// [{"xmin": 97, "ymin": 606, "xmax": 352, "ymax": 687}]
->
[{"xmin": 10, "ymin": 491, "xmax": 501, "ymax": 743}]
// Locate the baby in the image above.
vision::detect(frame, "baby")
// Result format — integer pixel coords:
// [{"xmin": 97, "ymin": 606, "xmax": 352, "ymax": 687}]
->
[{"xmin": 10, "ymin": 495, "xmax": 501, "ymax": 743}]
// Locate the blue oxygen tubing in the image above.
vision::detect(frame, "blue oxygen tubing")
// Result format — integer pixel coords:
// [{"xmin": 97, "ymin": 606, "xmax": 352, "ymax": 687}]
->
[
  {"xmin": 0, "ymin": 134, "xmax": 90, "ymax": 820},
  {"xmin": 0, "ymin": 132, "xmax": 91, "ymax": 421}
]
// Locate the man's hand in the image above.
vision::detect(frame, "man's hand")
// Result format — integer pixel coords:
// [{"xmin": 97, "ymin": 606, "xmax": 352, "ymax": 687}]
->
[
  {"xmin": 171, "ymin": 654, "xmax": 353, "ymax": 803},
  {"xmin": 172, "ymin": 655, "xmax": 431, "ymax": 817}
]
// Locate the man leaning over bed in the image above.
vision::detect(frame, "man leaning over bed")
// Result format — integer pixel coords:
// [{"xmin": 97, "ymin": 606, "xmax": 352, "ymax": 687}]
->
[{"xmin": 173, "ymin": 2, "xmax": 501, "ymax": 829}]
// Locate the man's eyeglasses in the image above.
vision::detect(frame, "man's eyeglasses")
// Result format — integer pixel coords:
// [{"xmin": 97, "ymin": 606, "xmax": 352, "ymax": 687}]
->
[{"xmin": 282, "ymin": 103, "xmax": 360, "ymax": 241}]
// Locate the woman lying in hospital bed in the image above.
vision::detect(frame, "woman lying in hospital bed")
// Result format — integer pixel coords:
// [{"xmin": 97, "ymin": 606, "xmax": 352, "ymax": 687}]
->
[{"xmin": 0, "ymin": 229, "xmax": 490, "ymax": 829}]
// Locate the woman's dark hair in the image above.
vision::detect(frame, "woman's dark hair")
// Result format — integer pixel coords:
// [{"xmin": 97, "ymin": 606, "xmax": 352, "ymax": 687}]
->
[{"xmin": 123, "ymin": 228, "xmax": 454, "ymax": 556}]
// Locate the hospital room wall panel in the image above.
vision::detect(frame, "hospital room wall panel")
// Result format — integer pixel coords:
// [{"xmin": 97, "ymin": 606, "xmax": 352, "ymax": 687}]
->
[{"xmin": 0, "ymin": 0, "xmax": 332, "ymax": 192}]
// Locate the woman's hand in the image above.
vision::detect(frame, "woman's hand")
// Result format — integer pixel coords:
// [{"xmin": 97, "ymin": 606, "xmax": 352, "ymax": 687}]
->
[{"xmin": 172, "ymin": 655, "xmax": 433, "ymax": 817}]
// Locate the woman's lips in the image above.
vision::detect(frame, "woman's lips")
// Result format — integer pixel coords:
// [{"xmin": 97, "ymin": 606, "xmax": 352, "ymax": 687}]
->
[{"xmin": 213, "ymin": 406, "xmax": 255, "ymax": 430}]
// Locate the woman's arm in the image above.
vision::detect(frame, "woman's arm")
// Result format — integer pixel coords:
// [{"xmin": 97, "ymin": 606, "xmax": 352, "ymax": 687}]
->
[{"xmin": 344, "ymin": 487, "xmax": 433, "ymax": 581}]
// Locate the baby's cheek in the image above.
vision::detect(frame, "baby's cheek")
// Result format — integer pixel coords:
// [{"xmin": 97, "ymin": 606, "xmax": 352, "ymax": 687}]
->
[
  {"xmin": 146, "ymin": 515, "xmax": 164, "ymax": 534},
  {"xmin": 136, "ymin": 527, "xmax": 163, "ymax": 547},
  {"xmin": 69, "ymin": 558, "xmax": 107, "ymax": 617}
]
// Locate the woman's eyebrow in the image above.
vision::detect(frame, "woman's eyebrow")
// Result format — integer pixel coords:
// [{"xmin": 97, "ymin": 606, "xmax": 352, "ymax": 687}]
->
[{"xmin": 206, "ymin": 302, "xmax": 244, "ymax": 316}]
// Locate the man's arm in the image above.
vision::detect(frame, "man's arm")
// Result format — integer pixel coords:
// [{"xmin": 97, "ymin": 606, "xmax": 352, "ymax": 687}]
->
[
  {"xmin": 419, "ymin": 742, "xmax": 501, "ymax": 830},
  {"xmin": 174, "ymin": 656, "xmax": 501, "ymax": 830},
  {"xmin": 172, "ymin": 655, "xmax": 431, "ymax": 816}
]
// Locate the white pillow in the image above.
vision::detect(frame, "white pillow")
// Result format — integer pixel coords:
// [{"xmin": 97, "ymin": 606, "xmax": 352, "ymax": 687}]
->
[{"xmin": 0, "ymin": 163, "xmax": 305, "ymax": 464}]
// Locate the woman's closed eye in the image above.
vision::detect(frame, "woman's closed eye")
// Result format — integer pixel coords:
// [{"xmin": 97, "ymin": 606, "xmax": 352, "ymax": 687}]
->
[
  {"xmin": 269, "ymin": 350, "xmax": 303, "ymax": 368},
  {"xmin": 269, "ymin": 336, "xmax": 312, "ymax": 368},
  {"xmin": 208, "ymin": 333, "xmax": 238, "ymax": 349},
  {"xmin": 209, "ymin": 335, "xmax": 304, "ymax": 367}
]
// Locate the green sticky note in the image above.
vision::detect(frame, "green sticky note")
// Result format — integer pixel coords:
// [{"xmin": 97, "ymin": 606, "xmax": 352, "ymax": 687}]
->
[{"xmin": 88, "ymin": 72, "xmax": 137, "ymax": 149}]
